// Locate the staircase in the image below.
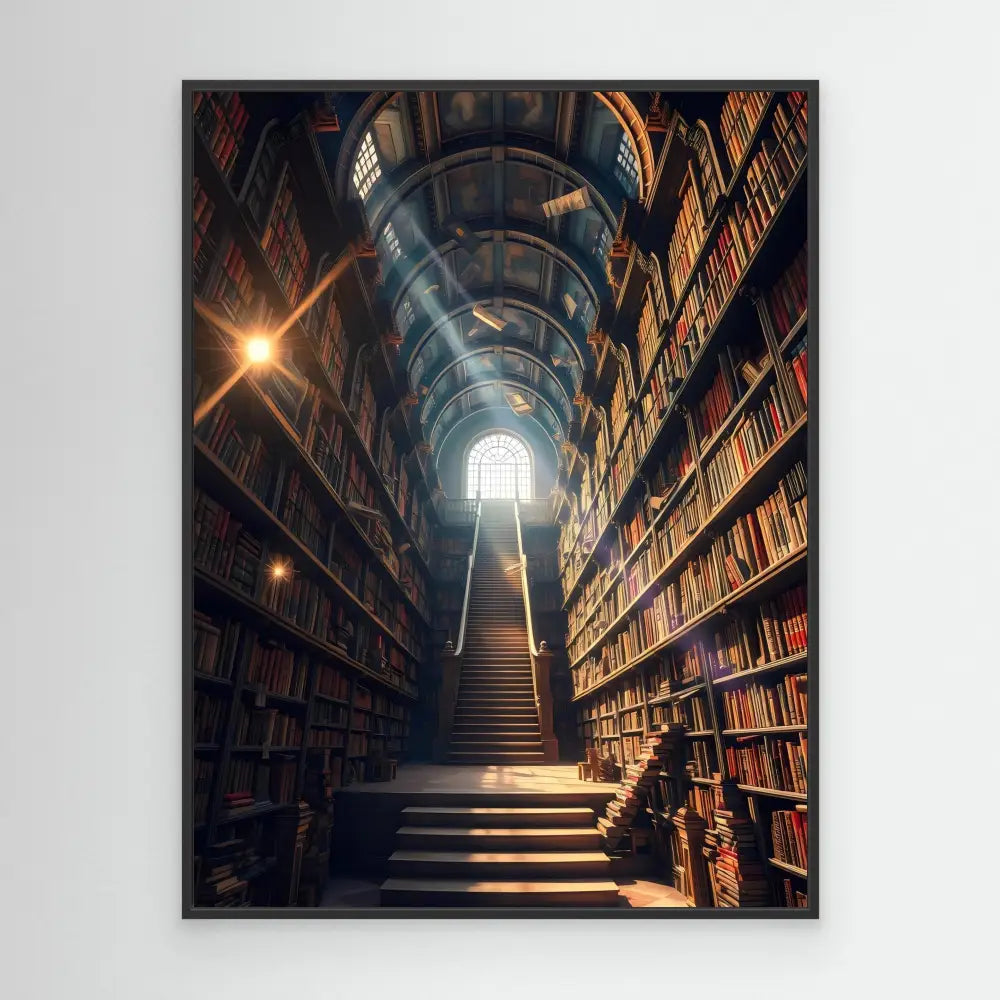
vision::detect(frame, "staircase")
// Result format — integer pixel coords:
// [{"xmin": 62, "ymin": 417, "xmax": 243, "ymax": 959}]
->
[
  {"xmin": 448, "ymin": 505, "xmax": 543, "ymax": 765},
  {"xmin": 380, "ymin": 802, "xmax": 620, "ymax": 907},
  {"xmin": 378, "ymin": 504, "xmax": 620, "ymax": 907}
]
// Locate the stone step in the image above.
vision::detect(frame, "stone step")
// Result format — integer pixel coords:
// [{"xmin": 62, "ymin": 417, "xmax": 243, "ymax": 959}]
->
[
  {"xmin": 379, "ymin": 877, "xmax": 619, "ymax": 907},
  {"xmin": 458, "ymin": 685, "xmax": 535, "ymax": 694},
  {"xmin": 450, "ymin": 727, "xmax": 542, "ymax": 736},
  {"xmin": 446, "ymin": 751, "xmax": 547, "ymax": 765},
  {"xmin": 399, "ymin": 806, "xmax": 598, "ymax": 828},
  {"xmin": 386, "ymin": 850, "xmax": 611, "ymax": 878},
  {"xmin": 448, "ymin": 740, "xmax": 544, "ymax": 750},
  {"xmin": 394, "ymin": 826, "xmax": 603, "ymax": 851}
]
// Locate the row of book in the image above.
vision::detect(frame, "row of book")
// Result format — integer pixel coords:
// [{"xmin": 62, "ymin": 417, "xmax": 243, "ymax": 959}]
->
[
  {"xmin": 307, "ymin": 285, "xmax": 350, "ymax": 395},
  {"xmin": 703, "ymin": 377, "xmax": 802, "ymax": 509},
  {"xmin": 666, "ymin": 173, "xmax": 708, "ymax": 301},
  {"xmin": 725, "ymin": 734, "xmax": 808, "ymax": 795},
  {"xmin": 313, "ymin": 701, "xmax": 348, "ymax": 727},
  {"xmin": 720, "ymin": 91, "xmax": 770, "ymax": 169},
  {"xmin": 769, "ymin": 244, "xmax": 807, "ymax": 342},
  {"xmin": 259, "ymin": 169, "xmax": 310, "ymax": 307},
  {"xmin": 691, "ymin": 343, "xmax": 767, "ymax": 448},
  {"xmin": 192, "ymin": 177, "xmax": 216, "ymax": 282},
  {"xmin": 771, "ymin": 808, "xmax": 808, "ymax": 872},
  {"xmin": 193, "ymin": 692, "xmax": 227, "ymax": 744},
  {"xmin": 719, "ymin": 673, "xmax": 808, "ymax": 730},
  {"xmin": 245, "ymin": 638, "xmax": 308, "ymax": 699},
  {"xmin": 636, "ymin": 286, "xmax": 665, "ymax": 382},
  {"xmin": 193, "ymin": 759, "xmax": 215, "ymax": 825},
  {"xmin": 222, "ymin": 756, "xmax": 298, "ymax": 805},
  {"xmin": 203, "ymin": 238, "xmax": 256, "ymax": 324},
  {"xmin": 370, "ymin": 716, "xmax": 408, "ymax": 738},
  {"xmin": 192, "ymin": 612, "xmax": 246, "ymax": 679},
  {"xmin": 308, "ymin": 728, "xmax": 345, "ymax": 749},
  {"xmin": 281, "ymin": 469, "xmax": 330, "ymax": 561},
  {"xmin": 737, "ymin": 93, "xmax": 808, "ymax": 256},
  {"xmin": 621, "ymin": 708, "xmax": 644, "ymax": 732},
  {"xmin": 197, "ymin": 402, "xmax": 277, "ymax": 506},
  {"xmin": 657, "ymin": 690, "xmax": 711, "ymax": 731},
  {"xmin": 193, "ymin": 91, "xmax": 248, "ymax": 178},
  {"xmin": 232, "ymin": 704, "xmax": 303, "ymax": 749},
  {"xmin": 192, "ymin": 489, "xmax": 261, "ymax": 594},
  {"xmin": 686, "ymin": 738, "xmax": 714, "ymax": 779},
  {"xmin": 712, "ymin": 584, "xmax": 808, "ymax": 675},
  {"xmin": 315, "ymin": 663, "xmax": 351, "ymax": 701}
]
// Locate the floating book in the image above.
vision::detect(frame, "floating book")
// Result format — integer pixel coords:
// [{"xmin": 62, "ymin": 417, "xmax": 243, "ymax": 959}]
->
[
  {"xmin": 442, "ymin": 217, "xmax": 482, "ymax": 256},
  {"xmin": 472, "ymin": 302, "xmax": 506, "ymax": 331},
  {"xmin": 347, "ymin": 501, "xmax": 389, "ymax": 524},
  {"xmin": 541, "ymin": 186, "xmax": 592, "ymax": 218}
]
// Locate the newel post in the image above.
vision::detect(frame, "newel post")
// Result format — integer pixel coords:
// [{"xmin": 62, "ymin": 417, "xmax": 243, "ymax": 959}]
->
[
  {"xmin": 533, "ymin": 641, "xmax": 559, "ymax": 762},
  {"xmin": 433, "ymin": 644, "xmax": 462, "ymax": 763}
]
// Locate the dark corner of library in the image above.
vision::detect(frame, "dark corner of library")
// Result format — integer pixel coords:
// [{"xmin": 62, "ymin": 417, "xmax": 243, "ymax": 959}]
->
[{"xmin": 186, "ymin": 85, "xmax": 813, "ymax": 916}]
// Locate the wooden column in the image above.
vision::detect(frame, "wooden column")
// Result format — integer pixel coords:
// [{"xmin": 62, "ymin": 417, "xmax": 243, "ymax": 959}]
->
[
  {"xmin": 533, "ymin": 647, "xmax": 559, "ymax": 762},
  {"xmin": 671, "ymin": 806, "xmax": 713, "ymax": 907}
]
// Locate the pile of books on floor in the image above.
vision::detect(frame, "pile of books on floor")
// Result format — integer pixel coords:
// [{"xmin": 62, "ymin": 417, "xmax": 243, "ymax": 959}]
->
[
  {"xmin": 704, "ymin": 807, "xmax": 770, "ymax": 907},
  {"xmin": 597, "ymin": 723, "xmax": 685, "ymax": 850},
  {"xmin": 198, "ymin": 838, "xmax": 267, "ymax": 907}
]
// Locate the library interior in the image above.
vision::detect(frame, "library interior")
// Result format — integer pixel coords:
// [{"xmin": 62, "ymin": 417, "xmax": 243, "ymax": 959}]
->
[{"xmin": 189, "ymin": 87, "xmax": 811, "ymax": 911}]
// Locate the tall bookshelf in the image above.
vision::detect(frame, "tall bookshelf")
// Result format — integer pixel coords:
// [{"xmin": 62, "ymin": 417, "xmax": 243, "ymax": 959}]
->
[
  {"xmin": 189, "ymin": 93, "xmax": 438, "ymax": 908},
  {"xmin": 562, "ymin": 90, "xmax": 810, "ymax": 909}
]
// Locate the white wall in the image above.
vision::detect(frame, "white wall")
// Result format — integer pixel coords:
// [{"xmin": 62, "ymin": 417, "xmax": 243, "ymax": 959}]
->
[{"xmin": 2, "ymin": 1, "xmax": 998, "ymax": 997}]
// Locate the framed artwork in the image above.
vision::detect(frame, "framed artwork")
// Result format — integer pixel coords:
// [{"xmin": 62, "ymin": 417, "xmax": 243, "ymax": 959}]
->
[{"xmin": 184, "ymin": 82, "xmax": 817, "ymax": 918}]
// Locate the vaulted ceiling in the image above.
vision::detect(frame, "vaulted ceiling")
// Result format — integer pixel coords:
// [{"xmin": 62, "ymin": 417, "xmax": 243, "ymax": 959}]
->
[{"xmin": 328, "ymin": 90, "xmax": 651, "ymax": 466}]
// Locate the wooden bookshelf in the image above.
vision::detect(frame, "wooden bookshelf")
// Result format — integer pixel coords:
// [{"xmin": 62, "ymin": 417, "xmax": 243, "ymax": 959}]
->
[
  {"xmin": 565, "ymin": 90, "xmax": 810, "ymax": 909},
  {"xmin": 189, "ymin": 94, "xmax": 433, "ymax": 909}
]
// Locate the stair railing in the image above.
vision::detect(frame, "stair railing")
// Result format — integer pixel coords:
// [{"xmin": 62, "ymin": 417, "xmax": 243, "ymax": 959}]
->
[
  {"xmin": 433, "ymin": 499, "xmax": 482, "ymax": 761},
  {"xmin": 514, "ymin": 499, "xmax": 559, "ymax": 762}
]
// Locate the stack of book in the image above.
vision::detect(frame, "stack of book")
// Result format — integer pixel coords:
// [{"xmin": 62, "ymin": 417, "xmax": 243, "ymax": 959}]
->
[
  {"xmin": 597, "ymin": 723, "xmax": 685, "ymax": 849},
  {"xmin": 706, "ymin": 807, "xmax": 769, "ymax": 907},
  {"xmin": 198, "ymin": 837, "xmax": 263, "ymax": 907}
]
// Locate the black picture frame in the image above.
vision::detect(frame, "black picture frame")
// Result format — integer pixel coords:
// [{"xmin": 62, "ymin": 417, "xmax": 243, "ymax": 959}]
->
[{"xmin": 183, "ymin": 80, "xmax": 819, "ymax": 919}]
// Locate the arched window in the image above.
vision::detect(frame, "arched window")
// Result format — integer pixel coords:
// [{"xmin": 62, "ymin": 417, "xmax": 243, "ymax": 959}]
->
[
  {"xmin": 466, "ymin": 432, "xmax": 533, "ymax": 499},
  {"xmin": 352, "ymin": 131, "xmax": 381, "ymax": 199}
]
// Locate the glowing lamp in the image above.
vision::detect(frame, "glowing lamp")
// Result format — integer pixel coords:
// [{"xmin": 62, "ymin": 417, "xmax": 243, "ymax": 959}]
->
[{"xmin": 246, "ymin": 336, "xmax": 271, "ymax": 364}]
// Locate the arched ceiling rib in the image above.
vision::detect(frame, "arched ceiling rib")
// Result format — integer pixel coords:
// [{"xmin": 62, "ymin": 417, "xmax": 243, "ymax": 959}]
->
[{"xmin": 335, "ymin": 89, "xmax": 650, "ymax": 467}]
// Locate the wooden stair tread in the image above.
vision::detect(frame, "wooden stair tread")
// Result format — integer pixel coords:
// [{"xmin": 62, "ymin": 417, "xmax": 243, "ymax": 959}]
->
[
  {"xmin": 401, "ymin": 806, "xmax": 595, "ymax": 817},
  {"xmin": 389, "ymin": 850, "xmax": 609, "ymax": 864},
  {"xmin": 381, "ymin": 877, "xmax": 618, "ymax": 894},
  {"xmin": 396, "ymin": 826, "xmax": 599, "ymax": 838}
]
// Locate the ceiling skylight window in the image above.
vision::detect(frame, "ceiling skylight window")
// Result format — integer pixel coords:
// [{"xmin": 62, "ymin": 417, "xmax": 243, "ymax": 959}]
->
[
  {"xmin": 383, "ymin": 221, "xmax": 402, "ymax": 260},
  {"xmin": 353, "ymin": 132, "xmax": 382, "ymax": 199},
  {"xmin": 613, "ymin": 131, "xmax": 639, "ymax": 197}
]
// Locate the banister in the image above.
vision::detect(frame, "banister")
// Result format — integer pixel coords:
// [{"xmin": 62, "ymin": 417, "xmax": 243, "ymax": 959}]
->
[
  {"xmin": 433, "ymin": 500, "xmax": 481, "ymax": 761},
  {"xmin": 513, "ymin": 499, "xmax": 540, "ymax": 658},
  {"xmin": 452, "ymin": 499, "xmax": 482, "ymax": 658},
  {"xmin": 514, "ymin": 498, "xmax": 558, "ymax": 762}
]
